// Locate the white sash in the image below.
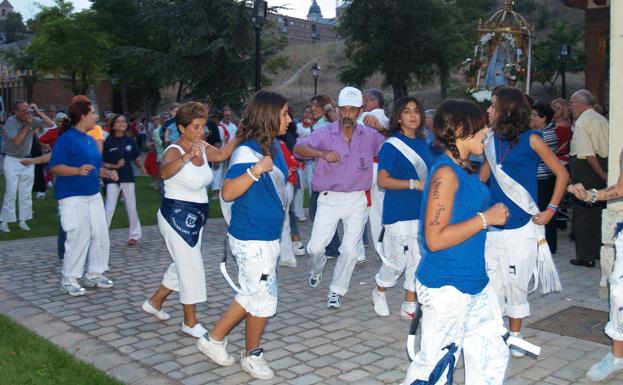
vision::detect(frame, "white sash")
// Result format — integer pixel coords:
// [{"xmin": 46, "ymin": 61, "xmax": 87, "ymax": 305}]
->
[
  {"xmin": 484, "ymin": 131, "xmax": 561, "ymax": 295},
  {"xmin": 219, "ymin": 145, "xmax": 286, "ymax": 225},
  {"xmin": 384, "ymin": 136, "xmax": 428, "ymax": 181}
]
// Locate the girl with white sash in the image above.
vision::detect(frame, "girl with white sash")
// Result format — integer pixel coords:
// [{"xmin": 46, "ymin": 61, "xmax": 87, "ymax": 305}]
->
[
  {"xmin": 403, "ymin": 100, "xmax": 510, "ymax": 385},
  {"xmin": 372, "ymin": 96, "xmax": 431, "ymax": 319},
  {"xmin": 198, "ymin": 91, "xmax": 290, "ymax": 381},
  {"xmin": 480, "ymin": 88, "xmax": 568, "ymax": 357},
  {"xmin": 142, "ymin": 102, "xmax": 237, "ymax": 338}
]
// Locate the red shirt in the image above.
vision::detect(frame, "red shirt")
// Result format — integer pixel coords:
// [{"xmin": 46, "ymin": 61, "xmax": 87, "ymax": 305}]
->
[{"xmin": 554, "ymin": 124, "xmax": 571, "ymax": 162}]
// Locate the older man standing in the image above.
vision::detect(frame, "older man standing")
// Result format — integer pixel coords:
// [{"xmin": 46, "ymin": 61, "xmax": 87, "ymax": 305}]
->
[
  {"xmin": 295, "ymin": 87, "xmax": 386, "ymax": 308},
  {"xmin": 569, "ymin": 89, "xmax": 609, "ymax": 268},
  {"xmin": 0, "ymin": 101, "xmax": 53, "ymax": 232}
]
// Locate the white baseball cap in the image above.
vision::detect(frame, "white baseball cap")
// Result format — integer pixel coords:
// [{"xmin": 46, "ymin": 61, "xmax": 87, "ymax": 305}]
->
[{"xmin": 337, "ymin": 86, "xmax": 363, "ymax": 108}]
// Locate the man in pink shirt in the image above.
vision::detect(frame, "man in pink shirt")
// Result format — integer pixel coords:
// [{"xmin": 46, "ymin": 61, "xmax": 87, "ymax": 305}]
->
[{"xmin": 294, "ymin": 87, "xmax": 386, "ymax": 309}]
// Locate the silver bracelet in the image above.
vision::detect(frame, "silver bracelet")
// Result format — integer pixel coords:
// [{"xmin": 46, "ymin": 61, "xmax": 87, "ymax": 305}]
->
[
  {"xmin": 246, "ymin": 168, "xmax": 260, "ymax": 182},
  {"xmin": 588, "ymin": 188, "xmax": 598, "ymax": 204},
  {"xmin": 476, "ymin": 212, "xmax": 488, "ymax": 230},
  {"xmin": 409, "ymin": 179, "xmax": 415, "ymax": 190}
]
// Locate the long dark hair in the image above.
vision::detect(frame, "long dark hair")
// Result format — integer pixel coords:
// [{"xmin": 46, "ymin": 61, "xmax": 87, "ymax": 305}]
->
[
  {"xmin": 492, "ymin": 87, "xmax": 531, "ymax": 144},
  {"xmin": 388, "ymin": 96, "xmax": 425, "ymax": 139},
  {"xmin": 236, "ymin": 91, "xmax": 287, "ymax": 158},
  {"xmin": 109, "ymin": 114, "xmax": 128, "ymax": 137},
  {"xmin": 433, "ymin": 99, "xmax": 486, "ymax": 172}
]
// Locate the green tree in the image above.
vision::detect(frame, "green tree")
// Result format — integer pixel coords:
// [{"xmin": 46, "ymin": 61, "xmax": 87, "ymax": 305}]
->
[
  {"xmin": 0, "ymin": 12, "xmax": 27, "ymax": 43},
  {"xmin": 27, "ymin": 1, "xmax": 111, "ymax": 95},
  {"xmin": 339, "ymin": 0, "xmax": 495, "ymax": 100},
  {"xmin": 531, "ymin": 21, "xmax": 584, "ymax": 91}
]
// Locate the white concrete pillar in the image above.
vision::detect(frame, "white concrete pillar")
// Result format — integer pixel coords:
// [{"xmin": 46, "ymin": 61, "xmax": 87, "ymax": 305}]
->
[{"xmin": 600, "ymin": 1, "xmax": 623, "ymax": 289}]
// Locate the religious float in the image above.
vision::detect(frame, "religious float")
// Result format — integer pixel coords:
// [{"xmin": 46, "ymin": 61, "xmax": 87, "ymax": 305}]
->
[{"xmin": 462, "ymin": 0, "xmax": 535, "ymax": 103}]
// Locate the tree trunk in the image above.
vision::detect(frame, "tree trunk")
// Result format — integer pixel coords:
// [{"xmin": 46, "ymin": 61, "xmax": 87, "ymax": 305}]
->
[
  {"xmin": 176, "ymin": 82, "xmax": 185, "ymax": 102},
  {"xmin": 391, "ymin": 83, "xmax": 408, "ymax": 102},
  {"xmin": 71, "ymin": 71, "xmax": 79, "ymax": 95},
  {"xmin": 121, "ymin": 83, "xmax": 129, "ymax": 116},
  {"xmin": 439, "ymin": 67, "xmax": 449, "ymax": 100}
]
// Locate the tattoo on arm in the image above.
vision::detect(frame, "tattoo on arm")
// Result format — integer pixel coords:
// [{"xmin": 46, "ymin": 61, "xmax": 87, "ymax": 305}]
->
[
  {"xmin": 429, "ymin": 203, "xmax": 446, "ymax": 226},
  {"xmin": 431, "ymin": 177, "xmax": 442, "ymax": 200}
]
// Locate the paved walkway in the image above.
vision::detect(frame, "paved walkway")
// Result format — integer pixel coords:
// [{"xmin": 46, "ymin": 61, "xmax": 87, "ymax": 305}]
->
[{"xmin": 0, "ymin": 218, "xmax": 621, "ymax": 385}]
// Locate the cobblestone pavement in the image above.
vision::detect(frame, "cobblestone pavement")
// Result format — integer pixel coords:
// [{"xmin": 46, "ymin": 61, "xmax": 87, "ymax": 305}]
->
[{"xmin": 0, "ymin": 217, "xmax": 621, "ymax": 385}]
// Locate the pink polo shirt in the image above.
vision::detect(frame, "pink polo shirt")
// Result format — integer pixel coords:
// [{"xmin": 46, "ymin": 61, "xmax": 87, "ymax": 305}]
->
[{"xmin": 296, "ymin": 121, "xmax": 385, "ymax": 193}]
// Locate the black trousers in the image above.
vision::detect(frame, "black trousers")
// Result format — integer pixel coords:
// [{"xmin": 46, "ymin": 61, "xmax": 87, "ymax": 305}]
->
[
  {"xmin": 537, "ymin": 176, "xmax": 557, "ymax": 253},
  {"xmin": 570, "ymin": 156, "xmax": 608, "ymax": 263}
]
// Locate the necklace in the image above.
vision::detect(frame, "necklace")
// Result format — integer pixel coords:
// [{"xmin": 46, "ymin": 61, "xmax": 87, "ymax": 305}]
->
[{"xmin": 497, "ymin": 138, "xmax": 513, "ymax": 169}]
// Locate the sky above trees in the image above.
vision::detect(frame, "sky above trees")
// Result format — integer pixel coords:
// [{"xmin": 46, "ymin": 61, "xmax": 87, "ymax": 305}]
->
[{"xmin": 14, "ymin": 0, "xmax": 336, "ymax": 21}]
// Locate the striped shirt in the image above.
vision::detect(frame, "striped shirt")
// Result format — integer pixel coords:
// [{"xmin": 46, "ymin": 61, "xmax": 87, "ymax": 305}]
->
[{"xmin": 537, "ymin": 123, "xmax": 558, "ymax": 179}]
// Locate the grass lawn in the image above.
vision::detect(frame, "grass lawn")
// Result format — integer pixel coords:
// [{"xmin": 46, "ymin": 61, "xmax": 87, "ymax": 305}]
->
[
  {"xmin": 0, "ymin": 176, "xmax": 225, "ymax": 241},
  {"xmin": 0, "ymin": 314, "xmax": 123, "ymax": 385},
  {"xmin": 0, "ymin": 175, "xmax": 309, "ymax": 241}
]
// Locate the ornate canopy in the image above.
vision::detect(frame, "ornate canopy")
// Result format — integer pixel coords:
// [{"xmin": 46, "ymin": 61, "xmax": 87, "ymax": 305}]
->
[{"xmin": 463, "ymin": 0, "xmax": 535, "ymax": 95}]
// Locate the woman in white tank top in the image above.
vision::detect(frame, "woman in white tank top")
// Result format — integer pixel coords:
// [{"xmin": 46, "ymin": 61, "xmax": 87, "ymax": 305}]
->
[{"xmin": 141, "ymin": 102, "xmax": 238, "ymax": 338}]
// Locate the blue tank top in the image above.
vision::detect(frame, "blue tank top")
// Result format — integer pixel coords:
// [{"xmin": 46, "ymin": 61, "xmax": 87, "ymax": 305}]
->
[
  {"xmin": 416, "ymin": 154, "xmax": 490, "ymax": 295},
  {"xmin": 488, "ymin": 130, "xmax": 541, "ymax": 229}
]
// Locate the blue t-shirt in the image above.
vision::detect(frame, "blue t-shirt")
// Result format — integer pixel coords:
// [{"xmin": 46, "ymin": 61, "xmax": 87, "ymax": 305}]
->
[
  {"xmin": 378, "ymin": 133, "xmax": 432, "ymax": 224},
  {"xmin": 163, "ymin": 118, "xmax": 179, "ymax": 143},
  {"xmin": 49, "ymin": 128, "xmax": 102, "ymax": 200},
  {"xmin": 488, "ymin": 130, "xmax": 541, "ymax": 229},
  {"xmin": 227, "ymin": 139, "xmax": 287, "ymax": 241},
  {"xmin": 102, "ymin": 135, "xmax": 140, "ymax": 183},
  {"xmin": 416, "ymin": 154, "xmax": 490, "ymax": 295}
]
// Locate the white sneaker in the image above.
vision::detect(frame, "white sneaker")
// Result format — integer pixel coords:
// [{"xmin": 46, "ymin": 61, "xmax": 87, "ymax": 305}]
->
[
  {"xmin": 141, "ymin": 300, "xmax": 170, "ymax": 321},
  {"xmin": 60, "ymin": 277, "xmax": 87, "ymax": 296},
  {"xmin": 327, "ymin": 292, "xmax": 342, "ymax": 308},
  {"xmin": 400, "ymin": 301, "xmax": 417, "ymax": 320},
  {"xmin": 296, "ymin": 216, "xmax": 307, "ymax": 222},
  {"xmin": 240, "ymin": 348, "xmax": 274, "ymax": 380},
  {"xmin": 18, "ymin": 221, "xmax": 30, "ymax": 231},
  {"xmin": 372, "ymin": 288, "xmax": 389, "ymax": 316},
  {"xmin": 197, "ymin": 335, "xmax": 235, "ymax": 366},
  {"xmin": 292, "ymin": 241, "xmax": 306, "ymax": 256},
  {"xmin": 182, "ymin": 323, "xmax": 207, "ymax": 338},
  {"xmin": 0, "ymin": 222, "xmax": 9, "ymax": 233},
  {"xmin": 279, "ymin": 259, "xmax": 297, "ymax": 268},
  {"xmin": 509, "ymin": 332, "xmax": 526, "ymax": 358},
  {"xmin": 83, "ymin": 273, "xmax": 114, "ymax": 288},
  {"xmin": 36, "ymin": 192, "xmax": 46, "ymax": 200},
  {"xmin": 357, "ymin": 256, "xmax": 367, "ymax": 264},
  {"xmin": 308, "ymin": 272, "xmax": 322, "ymax": 288},
  {"xmin": 586, "ymin": 352, "xmax": 623, "ymax": 382}
]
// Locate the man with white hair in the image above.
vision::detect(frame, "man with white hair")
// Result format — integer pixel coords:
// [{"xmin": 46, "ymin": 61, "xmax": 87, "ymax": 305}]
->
[
  {"xmin": 0, "ymin": 101, "xmax": 53, "ymax": 232},
  {"xmin": 295, "ymin": 86, "xmax": 386, "ymax": 308},
  {"xmin": 569, "ymin": 89, "xmax": 609, "ymax": 268}
]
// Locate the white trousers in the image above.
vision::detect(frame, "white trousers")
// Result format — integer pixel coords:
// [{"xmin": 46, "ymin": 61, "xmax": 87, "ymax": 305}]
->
[
  {"xmin": 158, "ymin": 211, "xmax": 206, "ymax": 304},
  {"xmin": 210, "ymin": 162, "xmax": 225, "ymax": 190},
  {"xmin": 279, "ymin": 183, "xmax": 296, "ymax": 265},
  {"xmin": 485, "ymin": 221, "xmax": 537, "ymax": 319},
  {"xmin": 606, "ymin": 232, "xmax": 623, "ymax": 341},
  {"xmin": 376, "ymin": 220, "xmax": 420, "ymax": 292},
  {"xmin": 356, "ymin": 162, "xmax": 384, "ymax": 260},
  {"xmin": 307, "ymin": 191, "xmax": 368, "ymax": 295},
  {"xmin": 0, "ymin": 155, "xmax": 34, "ymax": 222},
  {"xmin": 404, "ymin": 282, "xmax": 509, "ymax": 385},
  {"xmin": 105, "ymin": 182, "xmax": 142, "ymax": 240},
  {"xmin": 229, "ymin": 234, "xmax": 280, "ymax": 317},
  {"xmin": 59, "ymin": 194, "xmax": 110, "ymax": 279}
]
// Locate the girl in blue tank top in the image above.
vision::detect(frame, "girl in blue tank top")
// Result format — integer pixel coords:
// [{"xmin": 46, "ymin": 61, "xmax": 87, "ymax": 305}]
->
[
  {"xmin": 199, "ymin": 91, "xmax": 291, "ymax": 381},
  {"xmin": 480, "ymin": 88, "xmax": 568, "ymax": 356},
  {"xmin": 372, "ymin": 96, "xmax": 432, "ymax": 319},
  {"xmin": 403, "ymin": 99, "xmax": 511, "ymax": 385}
]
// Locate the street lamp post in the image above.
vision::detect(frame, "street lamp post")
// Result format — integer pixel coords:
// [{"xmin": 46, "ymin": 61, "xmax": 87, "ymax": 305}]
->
[
  {"xmin": 559, "ymin": 44, "xmax": 571, "ymax": 99},
  {"xmin": 311, "ymin": 63, "xmax": 320, "ymax": 96},
  {"xmin": 252, "ymin": 0, "xmax": 268, "ymax": 92}
]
